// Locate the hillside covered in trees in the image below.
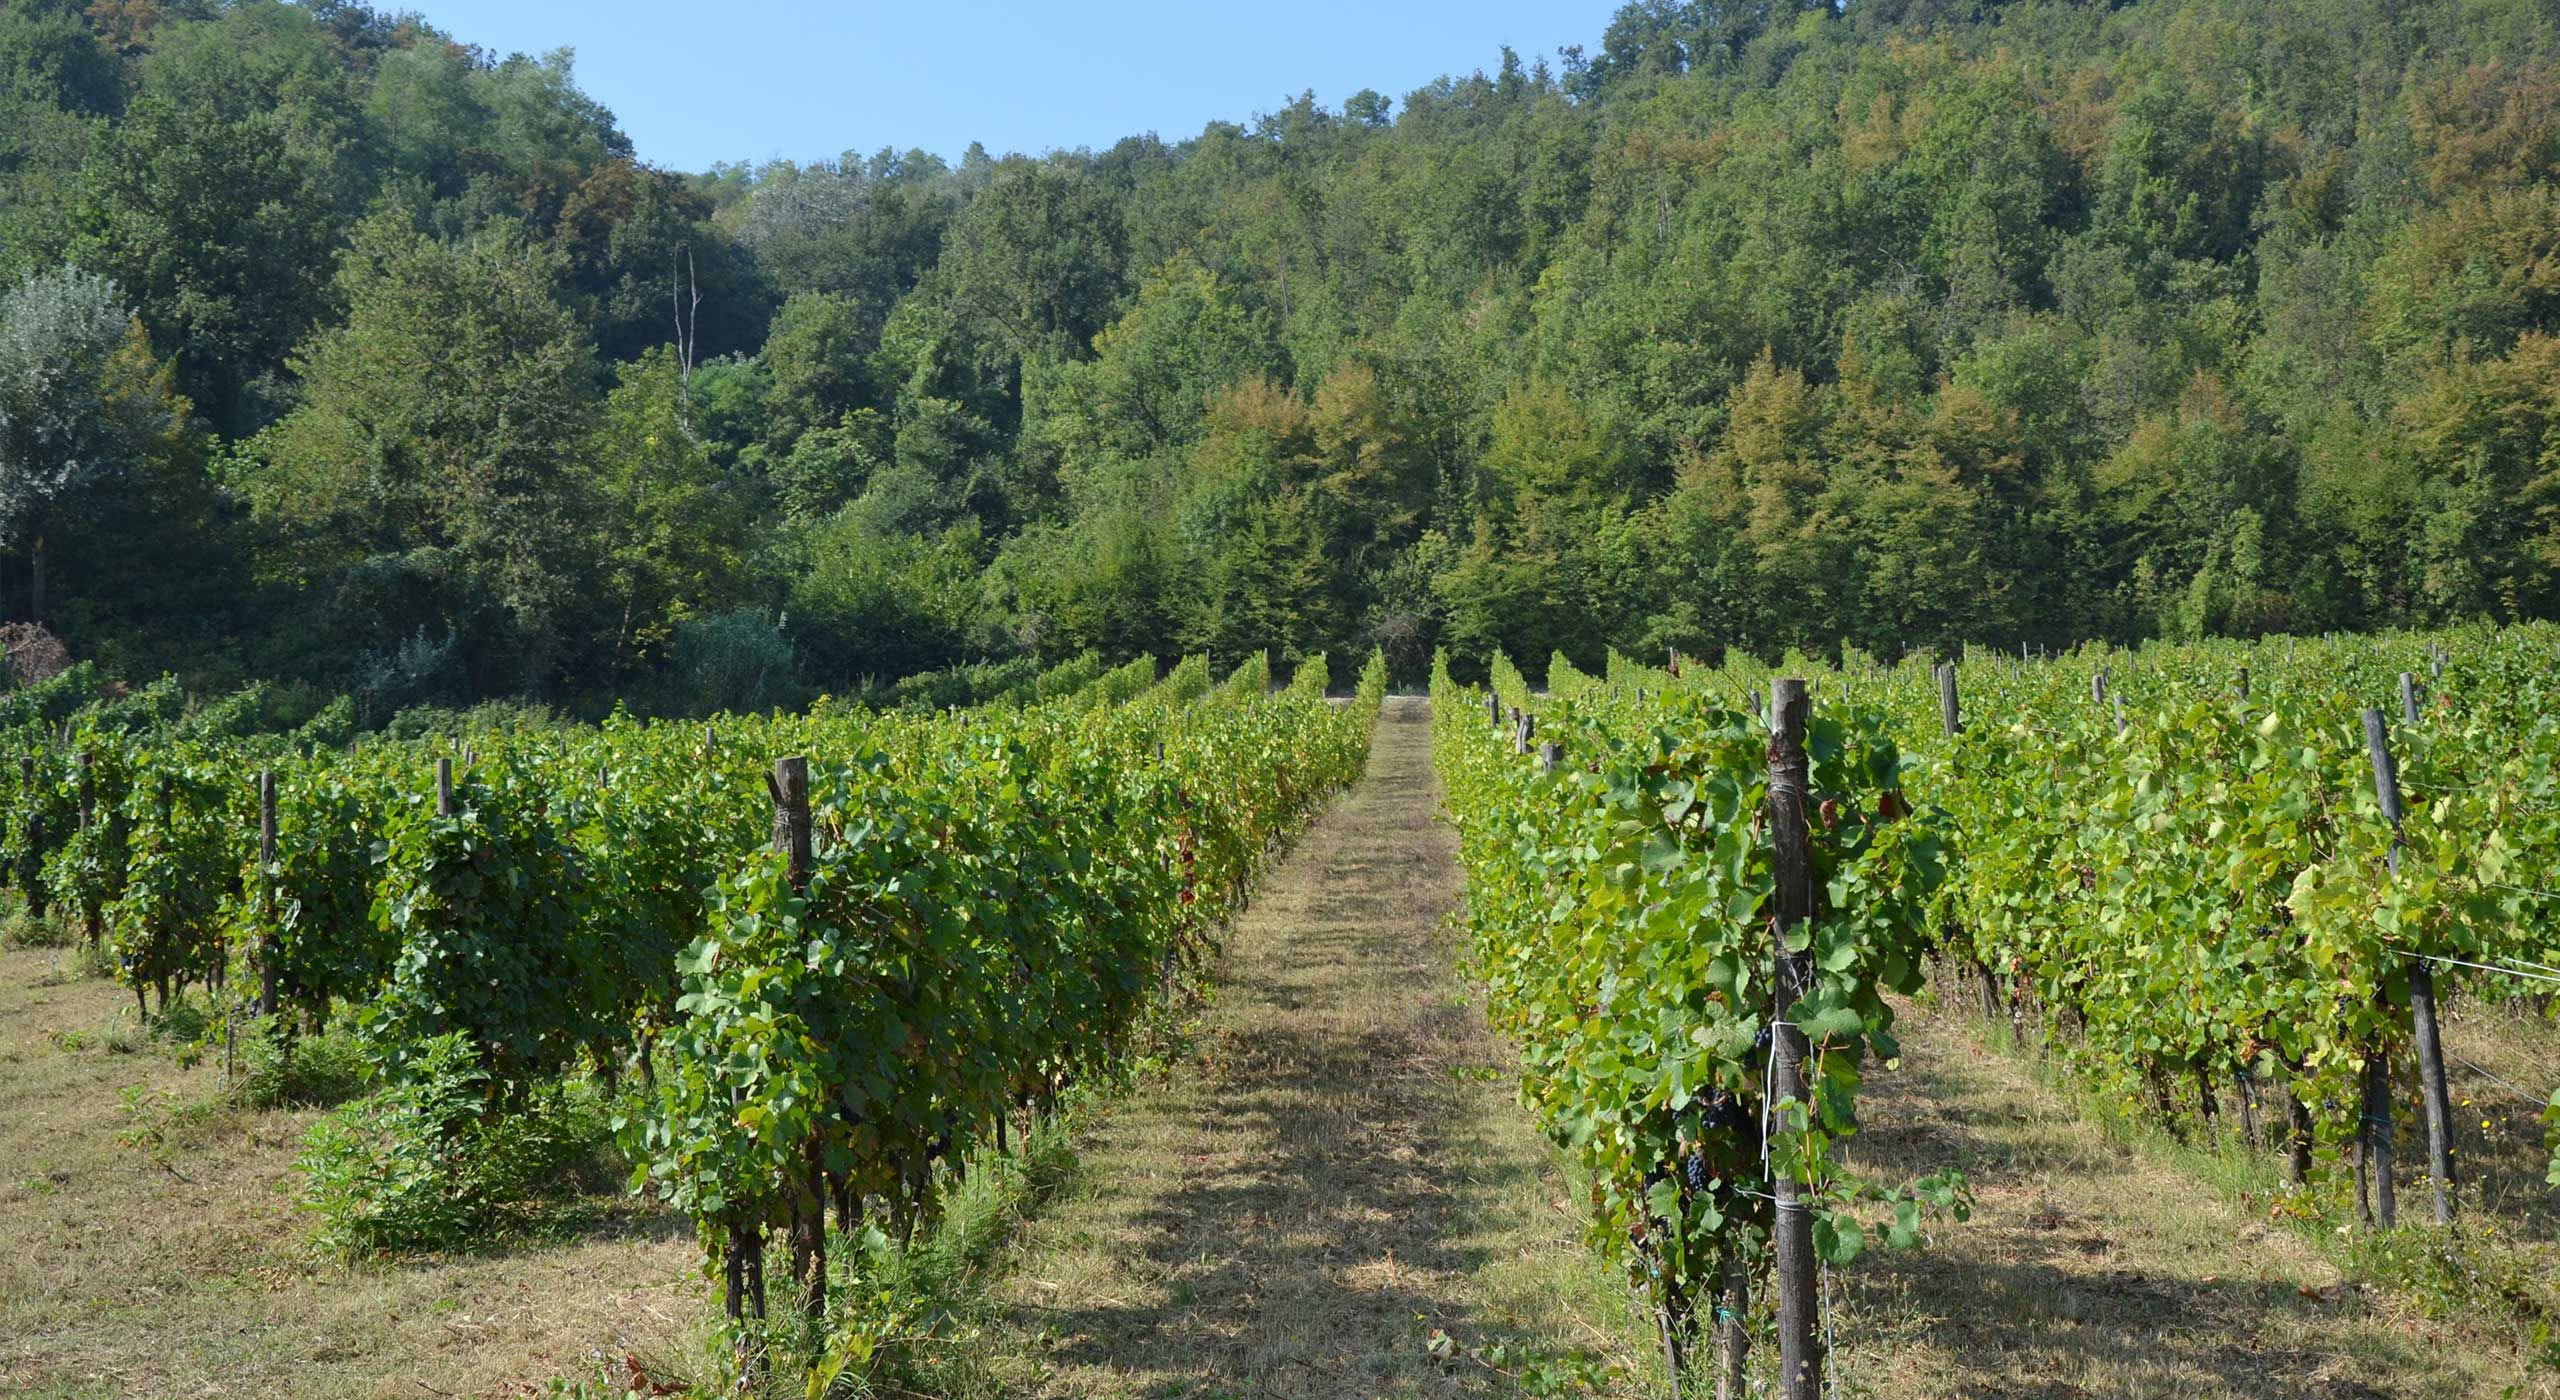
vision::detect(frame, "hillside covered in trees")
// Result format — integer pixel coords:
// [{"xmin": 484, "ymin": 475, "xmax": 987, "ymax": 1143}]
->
[{"xmin": 4, "ymin": 0, "xmax": 2559, "ymax": 715}]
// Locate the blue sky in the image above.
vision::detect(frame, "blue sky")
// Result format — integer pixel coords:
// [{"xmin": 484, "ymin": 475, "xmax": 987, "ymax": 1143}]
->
[{"xmin": 415, "ymin": 0, "xmax": 1628, "ymax": 172}]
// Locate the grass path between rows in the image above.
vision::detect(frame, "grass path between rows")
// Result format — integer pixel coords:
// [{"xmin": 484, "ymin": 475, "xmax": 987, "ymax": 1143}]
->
[{"xmin": 979, "ymin": 696, "xmax": 1661, "ymax": 1399}]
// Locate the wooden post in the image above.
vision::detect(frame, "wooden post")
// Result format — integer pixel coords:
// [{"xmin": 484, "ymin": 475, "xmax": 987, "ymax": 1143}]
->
[
  {"xmin": 1937, "ymin": 664, "xmax": 1960, "ymax": 737},
  {"xmin": 1489, "ymin": 692, "xmax": 1501, "ymax": 729},
  {"xmin": 770, "ymin": 757, "xmax": 825, "ymax": 1324},
  {"xmin": 155, "ymin": 774, "xmax": 175, "ymax": 1010},
  {"xmin": 724, "ymin": 1220, "xmax": 767, "ymax": 1332},
  {"xmin": 2399, "ymin": 672, "xmax": 2420, "ymax": 726},
  {"xmin": 434, "ymin": 757, "xmax": 453, "ymax": 818},
  {"xmin": 2092, "ymin": 670, "xmax": 2106, "ymax": 705},
  {"xmin": 19, "ymin": 755, "xmax": 42, "ymax": 920},
  {"xmin": 2113, "ymin": 692, "xmax": 2127, "ymax": 736},
  {"xmin": 1765, "ymin": 678, "xmax": 1822, "ymax": 1400},
  {"xmin": 257, "ymin": 771, "xmax": 278, "ymax": 1017},
  {"xmin": 1715, "ymin": 1247, "xmax": 1749, "ymax": 1400},
  {"xmin": 770, "ymin": 758, "xmax": 813, "ymax": 886},
  {"xmin": 2363, "ymin": 1049, "xmax": 2397, "ymax": 1229},
  {"xmin": 2237, "ymin": 665, "xmax": 2250, "ymax": 702},
  {"xmin": 2365, "ymin": 708, "xmax": 2453, "ymax": 1224},
  {"xmin": 76, "ymin": 752, "xmax": 95, "ymax": 945},
  {"xmin": 2284, "ymin": 1093, "xmax": 2314, "ymax": 1187},
  {"xmin": 1539, "ymin": 741, "xmax": 1562, "ymax": 774}
]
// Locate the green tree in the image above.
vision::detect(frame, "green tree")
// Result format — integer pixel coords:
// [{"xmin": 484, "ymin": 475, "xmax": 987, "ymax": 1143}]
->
[
  {"xmin": 71, "ymin": 0, "xmax": 366, "ymax": 432},
  {"xmin": 0, "ymin": 266, "xmax": 185, "ymax": 623},
  {"xmin": 576, "ymin": 348, "xmax": 749, "ymax": 680},
  {"xmin": 250, "ymin": 213, "xmax": 598, "ymax": 692}
]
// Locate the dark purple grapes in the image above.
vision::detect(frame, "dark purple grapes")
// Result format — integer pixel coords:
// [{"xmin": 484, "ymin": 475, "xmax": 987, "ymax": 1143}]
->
[{"xmin": 1707, "ymin": 1092, "xmax": 1744, "ymax": 1131}]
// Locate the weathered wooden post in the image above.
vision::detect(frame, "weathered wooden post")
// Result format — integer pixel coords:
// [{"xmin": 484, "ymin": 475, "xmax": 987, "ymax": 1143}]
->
[
  {"xmin": 257, "ymin": 770, "xmax": 278, "ymax": 1017},
  {"xmin": 1766, "ymin": 678, "xmax": 1821, "ymax": 1400},
  {"xmin": 2365, "ymin": 709, "xmax": 2452, "ymax": 1225},
  {"xmin": 2399, "ymin": 672, "xmax": 2420, "ymax": 726},
  {"xmin": 77, "ymin": 751, "xmax": 95, "ymax": 945},
  {"xmin": 769, "ymin": 756, "xmax": 826, "ymax": 1323},
  {"xmin": 16, "ymin": 755, "xmax": 41, "ymax": 920}
]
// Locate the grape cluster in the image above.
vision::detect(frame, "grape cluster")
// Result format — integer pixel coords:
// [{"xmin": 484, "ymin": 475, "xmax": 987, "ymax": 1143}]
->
[
  {"xmin": 1695, "ymin": 1090, "xmax": 1745, "ymax": 1133},
  {"xmin": 1680, "ymin": 1091, "xmax": 1747, "ymax": 1193}
]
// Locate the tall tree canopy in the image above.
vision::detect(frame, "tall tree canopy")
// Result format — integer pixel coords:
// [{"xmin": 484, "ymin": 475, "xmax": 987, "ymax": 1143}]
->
[{"xmin": 8, "ymin": 0, "xmax": 2560, "ymax": 711}]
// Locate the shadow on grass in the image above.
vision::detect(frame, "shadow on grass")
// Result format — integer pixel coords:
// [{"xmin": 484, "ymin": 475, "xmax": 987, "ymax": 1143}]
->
[{"xmin": 1841, "ymin": 1006, "xmax": 2480, "ymax": 1400}]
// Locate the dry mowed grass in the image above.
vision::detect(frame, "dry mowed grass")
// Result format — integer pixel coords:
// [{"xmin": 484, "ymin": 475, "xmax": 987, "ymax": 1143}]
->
[
  {"xmin": 0, "ymin": 944, "xmax": 706, "ymax": 1400},
  {"xmin": 1837, "ymin": 995, "xmax": 2558, "ymax": 1400}
]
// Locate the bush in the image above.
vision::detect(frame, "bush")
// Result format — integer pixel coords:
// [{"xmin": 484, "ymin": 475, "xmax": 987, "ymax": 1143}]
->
[
  {"xmin": 293, "ymin": 695, "xmax": 355, "ymax": 751},
  {"xmin": 297, "ymin": 1033, "xmax": 614, "ymax": 1255},
  {"xmin": 671, "ymin": 608, "xmax": 800, "ymax": 715},
  {"xmin": 239, "ymin": 1025, "xmax": 371, "ymax": 1109},
  {"xmin": 179, "ymin": 681, "xmax": 274, "ymax": 739},
  {"xmin": 0, "ymin": 893, "xmax": 75, "ymax": 948},
  {"xmin": 371, "ymin": 699, "xmax": 559, "ymax": 745},
  {"xmin": 883, "ymin": 654, "xmax": 1039, "ymax": 710},
  {"xmin": 352, "ymin": 627, "xmax": 464, "ymax": 728},
  {"xmin": 0, "ymin": 659, "xmax": 100, "ymax": 729}
]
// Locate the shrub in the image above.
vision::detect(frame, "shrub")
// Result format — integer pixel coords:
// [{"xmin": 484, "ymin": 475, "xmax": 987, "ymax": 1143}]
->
[
  {"xmin": 352, "ymin": 627, "xmax": 464, "ymax": 728},
  {"xmin": 0, "ymin": 893, "xmax": 74, "ymax": 948},
  {"xmin": 238, "ymin": 1025, "xmax": 371, "ymax": 1109},
  {"xmin": 671, "ymin": 608, "xmax": 800, "ymax": 715},
  {"xmin": 293, "ymin": 695, "xmax": 355, "ymax": 751},
  {"xmin": 297, "ymin": 1033, "xmax": 612, "ymax": 1255}
]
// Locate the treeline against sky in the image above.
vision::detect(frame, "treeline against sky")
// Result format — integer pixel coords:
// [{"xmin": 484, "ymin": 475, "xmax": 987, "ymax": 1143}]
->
[{"xmin": 4, "ymin": 0, "xmax": 2559, "ymax": 713}]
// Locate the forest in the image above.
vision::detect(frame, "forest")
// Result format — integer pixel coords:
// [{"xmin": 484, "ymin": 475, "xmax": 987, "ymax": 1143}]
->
[{"xmin": 5, "ymin": 0, "xmax": 2560, "ymax": 720}]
